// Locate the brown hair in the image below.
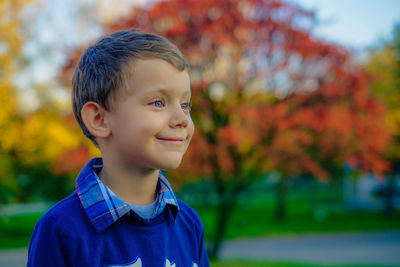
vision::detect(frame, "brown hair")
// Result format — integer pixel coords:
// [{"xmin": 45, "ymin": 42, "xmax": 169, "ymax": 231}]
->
[{"xmin": 72, "ymin": 29, "xmax": 189, "ymax": 145}]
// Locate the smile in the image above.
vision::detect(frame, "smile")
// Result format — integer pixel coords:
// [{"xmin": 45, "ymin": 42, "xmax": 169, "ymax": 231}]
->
[{"xmin": 156, "ymin": 137, "xmax": 185, "ymax": 145}]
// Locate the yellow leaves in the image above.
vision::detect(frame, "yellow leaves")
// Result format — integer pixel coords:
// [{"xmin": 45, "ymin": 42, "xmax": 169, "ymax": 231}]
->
[
  {"xmin": 43, "ymin": 120, "xmax": 81, "ymax": 160},
  {"xmin": 365, "ymin": 46, "xmax": 398, "ymax": 107},
  {"xmin": 0, "ymin": 0, "xmax": 90, "ymax": 173},
  {"xmin": 87, "ymin": 139, "xmax": 101, "ymax": 157},
  {"xmin": 0, "ymin": 0, "xmax": 32, "ymax": 72},
  {"xmin": 0, "ymin": 119, "xmax": 21, "ymax": 152},
  {"xmin": 0, "ymin": 0, "xmax": 33, "ymax": 147},
  {"xmin": 0, "ymin": 81, "xmax": 17, "ymax": 126},
  {"xmin": 364, "ymin": 41, "xmax": 400, "ymax": 162},
  {"xmin": 6, "ymin": 111, "xmax": 83, "ymax": 166},
  {"xmin": 385, "ymin": 109, "xmax": 400, "ymax": 135}
]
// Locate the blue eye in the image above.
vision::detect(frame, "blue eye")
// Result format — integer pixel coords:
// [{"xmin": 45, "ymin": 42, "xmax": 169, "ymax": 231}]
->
[
  {"xmin": 181, "ymin": 102, "xmax": 192, "ymax": 111},
  {"xmin": 152, "ymin": 100, "xmax": 164, "ymax": 108}
]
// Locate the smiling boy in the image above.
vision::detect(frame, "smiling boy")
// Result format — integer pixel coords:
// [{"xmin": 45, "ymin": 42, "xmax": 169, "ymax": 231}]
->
[{"xmin": 27, "ymin": 30, "xmax": 209, "ymax": 267}]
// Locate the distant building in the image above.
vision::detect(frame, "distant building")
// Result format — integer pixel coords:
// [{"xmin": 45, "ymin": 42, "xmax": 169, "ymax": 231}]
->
[{"xmin": 344, "ymin": 173, "xmax": 400, "ymax": 210}]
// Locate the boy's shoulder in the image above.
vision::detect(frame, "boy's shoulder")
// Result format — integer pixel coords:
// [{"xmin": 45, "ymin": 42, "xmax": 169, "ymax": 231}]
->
[
  {"xmin": 175, "ymin": 199, "xmax": 205, "ymax": 232},
  {"xmin": 176, "ymin": 199, "xmax": 199, "ymax": 217},
  {"xmin": 36, "ymin": 191, "xmax": 89, "ymax": 235}
]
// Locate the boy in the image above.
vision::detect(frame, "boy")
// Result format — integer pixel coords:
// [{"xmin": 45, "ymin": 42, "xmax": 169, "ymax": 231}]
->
[{"xmin": 27, "ymin": 29, "xmax": 209, "ymax": 267}]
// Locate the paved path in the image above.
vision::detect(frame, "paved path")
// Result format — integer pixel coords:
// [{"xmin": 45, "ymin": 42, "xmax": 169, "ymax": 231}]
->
[
  {"xmin": 220, "ymin": 230, "xmax": 400, "ymax": 265},
  {"xmin": 0, "ymin": 248, "xmax": 27, "ymax": 267},
  {"xmin": 1, "ymin": 230, "xmax": 400, "ymax": 266}
]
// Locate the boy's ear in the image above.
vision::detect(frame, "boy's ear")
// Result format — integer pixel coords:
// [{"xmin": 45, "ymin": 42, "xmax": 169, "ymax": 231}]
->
[{"xmin": 81, "ymin": 102, "xmax": 111, "ymax": 139}]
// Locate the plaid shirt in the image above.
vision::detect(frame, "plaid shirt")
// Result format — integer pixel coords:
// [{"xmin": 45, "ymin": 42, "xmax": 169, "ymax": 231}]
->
[{"xmin": 75, "ymin": 157, "xmax": 179, "ymax": 232}]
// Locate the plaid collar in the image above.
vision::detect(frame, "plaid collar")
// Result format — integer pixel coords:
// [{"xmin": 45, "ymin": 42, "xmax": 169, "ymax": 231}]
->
[{"xmin": 75, "ymin": 157, "xmax": 179, "ymax": 232}]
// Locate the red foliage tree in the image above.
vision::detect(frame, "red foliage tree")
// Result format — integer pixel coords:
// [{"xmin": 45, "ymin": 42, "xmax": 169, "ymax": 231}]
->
[{"xmin": 62, "ymin": 0, "xmax": 390, "ymax": 258}]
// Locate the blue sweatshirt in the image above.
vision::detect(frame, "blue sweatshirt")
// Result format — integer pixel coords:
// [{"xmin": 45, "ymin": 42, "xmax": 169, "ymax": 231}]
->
[{"xmin": 27, "ymin": 158, "xmax": 209, "ymax": 267}]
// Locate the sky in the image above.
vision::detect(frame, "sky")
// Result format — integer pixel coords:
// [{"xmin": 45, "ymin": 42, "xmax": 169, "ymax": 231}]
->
[
  {"xmin": 290, "ymin": 0, "xmax": 400, "ymax": 50},
  {"xmin": 16, "ymin": 0, "xmax": 400, "ymax": 111}
]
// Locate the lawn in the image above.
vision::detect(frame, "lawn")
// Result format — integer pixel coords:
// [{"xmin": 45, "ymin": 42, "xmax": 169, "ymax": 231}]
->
[
  {"xmin": 1, "ymin": 197, "xmax": 399, "ymax": 249},
  {"xmin": 193, "ymin": 194, "xmax": 400, "ymax": 242},
  {"xmin": 210, "ymin": 259, "xmax": 400, "ymax": 267},
  {"xmin": 1, "ymin": 178, "xmax": 400, "ymax": 249},
  {"xmin": 0, "ymin": 213, "xmax": 42, "ymax": 249}
]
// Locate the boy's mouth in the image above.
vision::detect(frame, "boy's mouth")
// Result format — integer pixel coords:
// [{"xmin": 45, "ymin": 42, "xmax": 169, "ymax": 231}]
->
[{"xmin": 156, "ymin": 137, "xmax": 186, "ymax": 145}]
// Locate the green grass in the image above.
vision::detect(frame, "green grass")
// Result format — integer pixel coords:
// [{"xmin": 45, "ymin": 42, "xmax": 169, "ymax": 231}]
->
[
  {"xmin": 1, "ymin": 193, "xmax": 400, "ymax": 249},
  {"xmin": 210, "ymin": 259, "xmax": 400, "ymax": 267},
  {"xmin": 0, "ymin": 213, "xmax": 42, "ymax": 249},
  {"xmin": 194, "ymin": 195, "xmax": 400, "ymax": 241},
  {"xmin": 211, "ymin": 259, "xmax": 311, "ymax": 267}
]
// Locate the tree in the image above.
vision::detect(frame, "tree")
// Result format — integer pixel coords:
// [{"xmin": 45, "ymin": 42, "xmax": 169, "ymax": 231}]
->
[
  {"xmin": 0, "ymin": 0, "xmax": 34, "ymax": 202},
  {"xmin": 0, "ymin": 0, "xmax": 95, "ymax": 203},
  {"xmin": 364, "ymin": 24, "xmax": 400, "ymax": 216},
  {"xmin": 63, "ymin": 0, "xmax": 390, "ymax": 259}
]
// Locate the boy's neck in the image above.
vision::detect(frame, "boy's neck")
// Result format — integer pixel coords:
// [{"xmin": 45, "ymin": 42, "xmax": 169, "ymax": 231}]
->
[{"xmin": 99, "ymin": 156, "xmax": 159, "ymax": 206}]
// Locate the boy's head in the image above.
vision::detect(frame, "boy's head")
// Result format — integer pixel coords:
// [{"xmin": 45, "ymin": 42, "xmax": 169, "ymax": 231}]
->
[
  {"xmin": 72, "ymin": 29, "xmax": 189, "ymax": 145},
  {"xmin": 72, "ymin": 29, "xmax": 194, "ymax": 170}
]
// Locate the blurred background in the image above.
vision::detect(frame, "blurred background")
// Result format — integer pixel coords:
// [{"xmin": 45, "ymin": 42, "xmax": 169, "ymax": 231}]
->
[{"xmin": 1, "ymin": 0, "xmax": 400, "ymax": 266}]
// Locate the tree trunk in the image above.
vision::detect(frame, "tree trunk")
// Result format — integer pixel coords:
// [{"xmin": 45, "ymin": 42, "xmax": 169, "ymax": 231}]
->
[
  {"xmin": 275, "ymin": 173, "xmax": 287, "ymax": 221},
  {"xmin": 384, "ymin": 173, "xmax": 395, "ymax": 218},
  {"xmin": 209, "ymin": 195, "xmax": 235, "ymax": 260}
]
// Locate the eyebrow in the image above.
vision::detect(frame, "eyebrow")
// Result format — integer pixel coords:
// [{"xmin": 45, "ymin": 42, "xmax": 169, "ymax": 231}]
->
[{"xmin": 146, "ymin": 88, "xmax": 191, "ymax": 97}]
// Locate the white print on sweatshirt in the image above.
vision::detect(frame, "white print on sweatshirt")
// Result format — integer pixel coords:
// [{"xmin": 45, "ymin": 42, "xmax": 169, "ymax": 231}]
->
[{"xmin": 106, "ymin": 257, "xmax": 198, "ymax": 267}]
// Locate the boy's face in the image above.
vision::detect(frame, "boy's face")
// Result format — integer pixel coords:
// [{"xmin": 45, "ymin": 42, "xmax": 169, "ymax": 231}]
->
[{"xmin": 106, "ymin": 58, "xmax": 194, "ymax": 171}]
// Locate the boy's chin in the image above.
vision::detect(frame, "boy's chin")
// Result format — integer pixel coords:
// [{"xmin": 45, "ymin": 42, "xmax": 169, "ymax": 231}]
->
[{"xmin": 157, "ymin": 158, "xmax": 183, "ymax": 171}]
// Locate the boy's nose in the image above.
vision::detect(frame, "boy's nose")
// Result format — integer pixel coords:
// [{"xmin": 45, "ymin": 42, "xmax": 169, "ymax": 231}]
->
[
  {"xmin": 173, "ymin": 120, "xmax": 188, "ymax": 128},
  {"xmin": 170, "ymin": 116, "xmax": 188, "ymax": 128},
  {"xmin": 169, "ymin": 106, "xmax": 189, "ymax": 128}
]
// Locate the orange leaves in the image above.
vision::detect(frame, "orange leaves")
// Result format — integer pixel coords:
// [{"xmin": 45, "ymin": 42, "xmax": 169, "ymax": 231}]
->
[
  {"xmin": 289, "ymin": 107, "xmax": 321, "ymax": 131},
  {"xmin": 325, "ymin": 105, "xmax": 352, "ymax": 135},
  {"xmin": 56, "ymin": 0, "xmax": 393, "ymax": 183},
  {"xmin": 52, "ymin": 147, "xmax": 90, "ymax": 175},
  {"xmin": 216, "ymin": 144, "xmax": 235, "ymax": 173},
  {"xmin": 218, "ymin": 126, "xmax": 243, "ymax": 146},
  {"xmin": 176, "ymin": 131, "xmax": 213, "ymax": 177},
  {"xmin": 320, "ymin": 83, "xmax": 347, "ymax": 99}
]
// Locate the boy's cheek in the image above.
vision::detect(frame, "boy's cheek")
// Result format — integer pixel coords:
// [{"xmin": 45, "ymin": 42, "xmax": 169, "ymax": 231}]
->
[{"xmin": 187, "ymin": 123, "xmax": 195, "ymax": 143}]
